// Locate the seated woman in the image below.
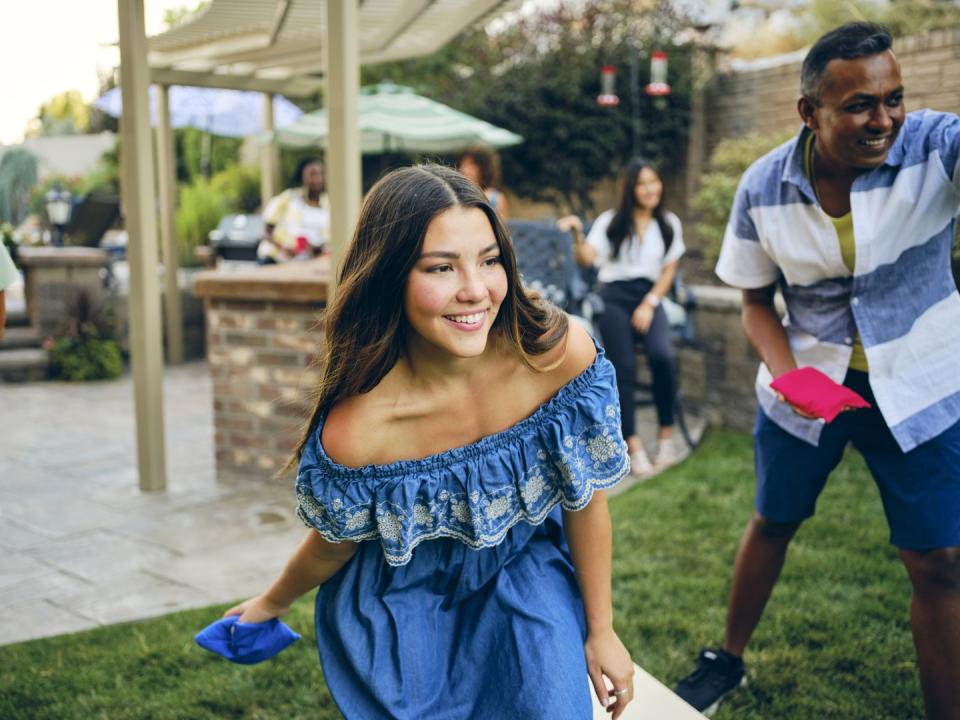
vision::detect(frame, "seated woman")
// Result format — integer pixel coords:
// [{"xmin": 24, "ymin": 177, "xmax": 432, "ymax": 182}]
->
[
  {"xmin": 223, "ymin": 164, "xmax": 636, "ymax": 719},
  {"xmin": 560, "ymin": 158, "xmax": 685, "ymax": 478},
  {"xmin": 257, "ymin": 158, "xmax": 330, "ymax": 263},
  {"xmin": 458, "ymin": 145, "xmax": 510, "ymax": 219}
]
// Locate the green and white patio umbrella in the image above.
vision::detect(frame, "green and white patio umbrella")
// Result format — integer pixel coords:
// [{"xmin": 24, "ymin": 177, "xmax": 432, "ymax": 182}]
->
[{"xmin": 271, "ymin": 83, "xmax": 523, "ymax": 154}]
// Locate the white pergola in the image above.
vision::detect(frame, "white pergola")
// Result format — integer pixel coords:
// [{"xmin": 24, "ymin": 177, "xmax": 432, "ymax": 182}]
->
[{"xmin": 116, "ymin": 0, "xmax": 521, "ymax": 490}]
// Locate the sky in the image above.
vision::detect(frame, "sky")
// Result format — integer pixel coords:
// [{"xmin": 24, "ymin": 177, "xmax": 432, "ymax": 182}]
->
[{"xmin": 0, "ymin": 0, "xmax": 186, "ymax": 145}]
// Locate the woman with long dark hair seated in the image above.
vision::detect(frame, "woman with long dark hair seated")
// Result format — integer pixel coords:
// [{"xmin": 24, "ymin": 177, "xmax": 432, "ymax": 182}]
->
[{"xmin": 562, "ymin": 158, "xmax": 685, "ymax": 478}]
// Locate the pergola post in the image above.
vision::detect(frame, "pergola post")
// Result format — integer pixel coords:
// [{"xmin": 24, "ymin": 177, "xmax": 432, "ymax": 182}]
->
[
  {"xmin": 324, "ymin": 0, "xmax": 362, "ymax": 301},
  {"xmin": 118, "ymin": 0, "xmax": 167, "ymax": 491},
  {"xmin": 260, "ymin": 93, "xmax": 279, "ymax": 209},
  {"xmin": 156, "ymin": 83, "xmax": 184, "ymax": 365}
]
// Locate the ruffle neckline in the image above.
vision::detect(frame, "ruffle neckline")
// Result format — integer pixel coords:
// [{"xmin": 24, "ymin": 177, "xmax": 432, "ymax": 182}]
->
[{"xmin": 295, "ymin": 343, "xmax": 629, "ymax": 566}]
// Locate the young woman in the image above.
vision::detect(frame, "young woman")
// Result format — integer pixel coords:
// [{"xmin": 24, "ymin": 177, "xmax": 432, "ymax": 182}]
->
[
  {"xmin": 562, "ymin": 158, "xmax": 685, "ymax": 478},
  {"xmin": 225, "ymin": 164, "xmax": 635, "ymax": 719},
  {"xmin": 457, "ymin": 145, "xmax": 510, "ymax": 219}
]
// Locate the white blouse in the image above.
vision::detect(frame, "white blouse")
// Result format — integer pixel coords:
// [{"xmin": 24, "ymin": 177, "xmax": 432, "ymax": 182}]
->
[{"xmin": 586, "ymin": 209, "xmax": 685, "ymax": 284}]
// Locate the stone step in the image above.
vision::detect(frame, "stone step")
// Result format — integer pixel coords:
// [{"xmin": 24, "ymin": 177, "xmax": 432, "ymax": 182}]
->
[
  {"xmin": 5, "ymin": 309, "xmax": 29, "ymax": 327},
  {"xmin": 0, "ymin": 325, "xmax": 42, "ymax": 350},
  {"xmin": 0, "ymin": 348, "xmax": 48, "ymax": 383}
]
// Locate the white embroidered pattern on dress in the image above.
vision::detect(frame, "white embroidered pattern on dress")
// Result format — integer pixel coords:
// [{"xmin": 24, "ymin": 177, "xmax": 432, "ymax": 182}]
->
[{"xmin": 296, "ymin": 402, "xmax": 629, "ymax": 566}]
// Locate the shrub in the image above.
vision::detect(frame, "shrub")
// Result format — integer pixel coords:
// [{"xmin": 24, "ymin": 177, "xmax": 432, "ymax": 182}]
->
[
  {"xmin": 691, "ymin": 130, "xmax": 795, "ymax": 264},
  {"xmin": 46, "ymin": 290, "xmax": 123, "ymax": 382},
  {"xmin": 49, "ymin": 333, "xmax": 123, "ymax": 382},
  {"xmin": 175, "ymin": 179, "xmax": 226, "ymax": 267},
  {"xmin": 210, "ymin": 164, "xmax": 261, "ymax": 214}
]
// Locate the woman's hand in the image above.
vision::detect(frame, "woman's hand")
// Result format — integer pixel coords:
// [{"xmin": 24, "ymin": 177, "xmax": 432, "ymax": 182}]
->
[
  {"xmin": 556, "ymin": 214, "xmax": 584, "ymax": 237},
  {"xmin": 585, "ymin": 627, "xmax": 635, "ymax": 718},
  {"xmin": 631, "ymin": 302, "xmax": 655, "ymax": 334},
  {"xmin": 224, "ymin": 594, "xmax": 290, "ymax": 624}
]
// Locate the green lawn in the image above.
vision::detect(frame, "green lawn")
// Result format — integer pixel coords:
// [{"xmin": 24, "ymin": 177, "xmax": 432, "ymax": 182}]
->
[{"xmin": 0, "ymin": 430, "xmax": 923, "ymax": 719}]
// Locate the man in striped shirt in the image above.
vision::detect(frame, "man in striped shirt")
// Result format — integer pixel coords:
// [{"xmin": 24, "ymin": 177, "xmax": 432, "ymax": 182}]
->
[{"xmin": 674, "ymin": 22, "xmax": 960, "ymax": 718}]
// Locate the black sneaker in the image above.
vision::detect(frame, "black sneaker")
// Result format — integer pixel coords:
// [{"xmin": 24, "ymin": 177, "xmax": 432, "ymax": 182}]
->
[{"xmin": 673, "ymin": 648, "xmax": 747, "ymax": 716}]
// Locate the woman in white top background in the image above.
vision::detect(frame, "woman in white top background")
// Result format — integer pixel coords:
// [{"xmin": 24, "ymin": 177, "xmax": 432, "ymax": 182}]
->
[{"xmin": 560, "ymin": 158, "xmax": 685, "ymax": 477}]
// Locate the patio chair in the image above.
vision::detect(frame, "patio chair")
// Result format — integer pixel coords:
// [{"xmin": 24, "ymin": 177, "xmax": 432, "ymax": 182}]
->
[
  {"xmin": 506, "ymin": 219, "xmax": 587, "ymax": 316},
  {"xmin": 64, "ymin": 192, "xmax": 120, "ymax": 249},
  {"xmin": 576, "ymin": 219, "xmax": 699, "ymax": 451}
]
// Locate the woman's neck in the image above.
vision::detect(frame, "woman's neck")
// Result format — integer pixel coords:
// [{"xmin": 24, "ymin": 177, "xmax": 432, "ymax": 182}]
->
[
  {"xmin": 632, "ymin": 206, "xmax": 653, "ymax": 222},
  {"xmin": 401, "ymin": 334, "xmax": 505, "ymax": 394}
]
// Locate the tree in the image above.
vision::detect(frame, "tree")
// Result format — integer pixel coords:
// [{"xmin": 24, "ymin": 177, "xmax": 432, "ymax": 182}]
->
[
  {"xmin": 163, "ymin": 1, "xmax": 209, "ymax": 29},
  {"xmin": 0, "ymin": 149, "xmax": 39, "ymax": 224},
  {"xmin": 362, "ymin": 0, "xmax": 694, "ymax": 215},
  {"xmin": 25, "ymin": 91, "xmax": 91, "ymax": 138}
]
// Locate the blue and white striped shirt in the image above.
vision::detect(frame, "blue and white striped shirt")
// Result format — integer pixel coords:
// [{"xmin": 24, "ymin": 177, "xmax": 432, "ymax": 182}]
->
[{"xmin": 716, "ymin": 110, "xmax": 960, "ymax": 452}]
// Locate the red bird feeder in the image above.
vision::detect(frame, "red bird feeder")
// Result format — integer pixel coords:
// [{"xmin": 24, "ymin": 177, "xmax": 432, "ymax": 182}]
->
[
  {"xmin": 597, "ymin": 65, "xmax": 620, "ymax": 107},
  {"xmin": 645, "ymin": 51, "xmax": 672, "ymax": 96}
]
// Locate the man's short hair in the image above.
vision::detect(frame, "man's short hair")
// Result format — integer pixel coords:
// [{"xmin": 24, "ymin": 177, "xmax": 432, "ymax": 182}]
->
[{"xmin": 801, "ymin": 22, "xmax": 894, "ymax": 103}]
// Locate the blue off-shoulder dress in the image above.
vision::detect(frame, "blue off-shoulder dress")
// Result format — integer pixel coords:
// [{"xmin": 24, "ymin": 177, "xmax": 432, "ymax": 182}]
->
[{"xmin": 295, "ymin": 344, "xmax": 630, "ymax": 720}]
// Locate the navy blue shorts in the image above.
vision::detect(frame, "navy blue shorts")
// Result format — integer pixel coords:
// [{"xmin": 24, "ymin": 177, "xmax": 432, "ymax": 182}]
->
[{"xmin": 754, "ymin": 370, "xmax": 960, "ymax": 550}]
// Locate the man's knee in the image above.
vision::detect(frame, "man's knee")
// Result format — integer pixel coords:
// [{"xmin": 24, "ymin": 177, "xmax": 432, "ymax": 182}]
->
[
  {"xmin": 752, "ymin": 513, "xmax": 802, "ymax": 540},
  {"xmin": 902, "ymin": 547, "xmax": 960, "ymax": 593}
]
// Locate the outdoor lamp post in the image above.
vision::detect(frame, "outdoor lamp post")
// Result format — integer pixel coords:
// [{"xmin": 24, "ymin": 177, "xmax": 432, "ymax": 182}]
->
[{"xmin": 45, "ymin": 185, "xmax": 72, "ymax": 247}]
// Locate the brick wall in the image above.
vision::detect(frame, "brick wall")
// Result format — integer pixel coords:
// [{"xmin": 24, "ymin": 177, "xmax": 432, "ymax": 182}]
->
[
  {"xmin": 704, "ymin": 28, "xmax": 960, "ymax": 157},
  {"xmin": 205, "ymin": 299, "xmax": 324, "ymax": 478},
  {"xmin": 193, "ymin": 259, "xmax": 329, "ymax": 481}
]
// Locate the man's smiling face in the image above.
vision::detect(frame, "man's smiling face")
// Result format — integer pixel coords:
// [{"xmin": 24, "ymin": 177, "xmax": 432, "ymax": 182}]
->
[{"xmin": 803, "ymin": 49, "xmax": 905, "ymax": 171}]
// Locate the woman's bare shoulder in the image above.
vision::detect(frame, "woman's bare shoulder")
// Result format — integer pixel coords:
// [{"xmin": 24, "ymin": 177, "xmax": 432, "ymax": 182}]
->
[
  {"xmin": 321, "ymin": 384, "xmax": 403, "ymax": 468},
  {"xmin": 532, "ymin": 319, "xmax": 597, "ymax": 391}
]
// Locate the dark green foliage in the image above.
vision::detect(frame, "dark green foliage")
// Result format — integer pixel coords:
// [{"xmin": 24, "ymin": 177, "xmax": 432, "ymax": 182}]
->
[
  {"xmin": 0, "ymin": 431, "xmax": 925, "ymax": 719},
  {"xmin": 362, "ymin": 0, "xmax": 694, "ymax": 215},
  {"xmin": 175, "ymin": 128, "xmax": 244, "ymax": 184},
  {"xmin": 49, "ymin": 334, "xmax": 123, "ymax": 382},
  {"xmin": 47, "ymin": 291, "xmax": 123, "ymax": 382},
  {"xmin": 691, "ymin": 130, "xmax": 795, "ymax": 263},
  {"xmin": 210, "ymin": 164, "xmax": 262, "ymax": 214}
]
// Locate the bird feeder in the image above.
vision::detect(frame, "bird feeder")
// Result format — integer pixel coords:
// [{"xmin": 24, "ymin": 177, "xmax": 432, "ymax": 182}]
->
[
  {"xmin": 645, "ymin": 51, "xmax": 672, "ymax": 96},
  {"xmin": 597, "ymin": 65, "xmax": 620, "ymax": 107}
]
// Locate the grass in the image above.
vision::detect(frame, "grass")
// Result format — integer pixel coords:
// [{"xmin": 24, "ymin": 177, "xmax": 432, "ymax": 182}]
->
[{"xmin": 0, "ymin": 430, "xmax": 923, "ymax": 719}]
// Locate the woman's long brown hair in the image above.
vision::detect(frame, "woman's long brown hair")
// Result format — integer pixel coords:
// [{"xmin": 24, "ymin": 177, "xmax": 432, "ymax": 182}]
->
[{"xmin": 287, "ymin": 164, "xmax": 567, "ymax": 469}]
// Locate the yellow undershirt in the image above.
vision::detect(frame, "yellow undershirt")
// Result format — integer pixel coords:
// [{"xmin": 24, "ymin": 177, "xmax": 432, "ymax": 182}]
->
[{"xmin": 804, "ymin": 134, "xmax": 869, "ymax": 372}]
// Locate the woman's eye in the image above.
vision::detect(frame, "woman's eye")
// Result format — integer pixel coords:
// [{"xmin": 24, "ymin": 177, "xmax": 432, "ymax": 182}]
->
[
  {"xmin": 427, "ymin": 264, "xmax": 453, "ymax": 273},
  {"xmin": 483, "ymin": 256, "xmax": 502, "ymax": 267}
]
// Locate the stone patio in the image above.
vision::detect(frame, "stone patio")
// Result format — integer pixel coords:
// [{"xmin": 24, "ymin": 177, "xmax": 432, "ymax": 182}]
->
[{"xmin": 0, "ymin": 361, "xmax": 701, "ymax": 647}]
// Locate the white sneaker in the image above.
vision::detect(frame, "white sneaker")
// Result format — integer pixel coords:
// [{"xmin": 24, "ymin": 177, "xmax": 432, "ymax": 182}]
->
[
  {"xmin": 654, "ymin": 438, "xmax": 678, "ymax": 468},
  {"xmin": 630, "ymin": 446, "xmax": 654, "ymax": 478}
]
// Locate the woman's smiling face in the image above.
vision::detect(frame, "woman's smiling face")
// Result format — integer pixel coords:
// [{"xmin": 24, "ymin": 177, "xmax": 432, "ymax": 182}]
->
[{"xmin": 403, "ymin": 206, "xmax": 508, "ymax": 359}]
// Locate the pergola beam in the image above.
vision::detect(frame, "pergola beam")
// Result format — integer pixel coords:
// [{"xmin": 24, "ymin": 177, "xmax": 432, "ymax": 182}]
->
[{"xmin": 150, "ymin": 68, "xmax": 323, "ymax": 96}]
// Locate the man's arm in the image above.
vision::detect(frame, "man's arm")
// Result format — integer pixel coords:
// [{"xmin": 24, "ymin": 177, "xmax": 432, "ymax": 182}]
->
[{"xmin": 742, "ymin": 284, "xmax": 796, "ymax": 378}]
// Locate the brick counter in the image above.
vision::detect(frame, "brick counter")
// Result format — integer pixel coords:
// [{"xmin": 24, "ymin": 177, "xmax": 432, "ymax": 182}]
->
[{"xmin": 193, "ymin": 260, "xmax": 329, "ymax": 479}]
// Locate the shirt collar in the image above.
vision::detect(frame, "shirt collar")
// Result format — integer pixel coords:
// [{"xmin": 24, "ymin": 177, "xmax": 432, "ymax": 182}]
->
[
  {"xmin": 781, "ymin": 125, "xmax": 818, "ymax": 204},
  {"xmin": 882, "ymin": 125, "xmax": 906, "ymax": 167}
]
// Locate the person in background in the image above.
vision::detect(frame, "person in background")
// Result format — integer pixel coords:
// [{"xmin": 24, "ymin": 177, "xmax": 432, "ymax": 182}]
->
[
  {"xmin": 458, "ymin": 145, "xmax": 510, "ymax": 219},
  {"xmin": 220, "ymin": 164, "xmax": 635, "ymax": 719},
  {"xmin": 0, "ymin": 241, "xmax": 18, "ymax": 341},
  {"xmin": 257, "ymin": 158, "xmax": 330, "ymax": 264},
  {"xmin": 673, "ymin": 23, "xmax": 960, "ymax": 718},
  {"xmin": 560, "ymin": 158, "xmax": 685, "ymax": 479}
]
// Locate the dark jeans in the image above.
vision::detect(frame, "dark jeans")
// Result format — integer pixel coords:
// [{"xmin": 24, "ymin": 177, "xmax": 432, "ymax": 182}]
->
[{"xmin": 596, "ymin": 278, "xmax": 677, "ymax": 437}]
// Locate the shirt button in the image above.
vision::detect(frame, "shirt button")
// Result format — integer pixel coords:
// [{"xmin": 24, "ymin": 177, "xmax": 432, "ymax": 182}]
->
[
  {"xmin": 845, "ymin": 337, "xmax": 853, "ymax": 345},
  {"xmin": 851, "ymin": 297, "xmax": 860, "ymax": 306}
]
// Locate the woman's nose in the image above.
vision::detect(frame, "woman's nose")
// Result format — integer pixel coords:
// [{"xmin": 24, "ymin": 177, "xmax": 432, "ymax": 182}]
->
[{"xmin": 456, "ymin": 270, "xmax": 487, "ymax": 303}]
